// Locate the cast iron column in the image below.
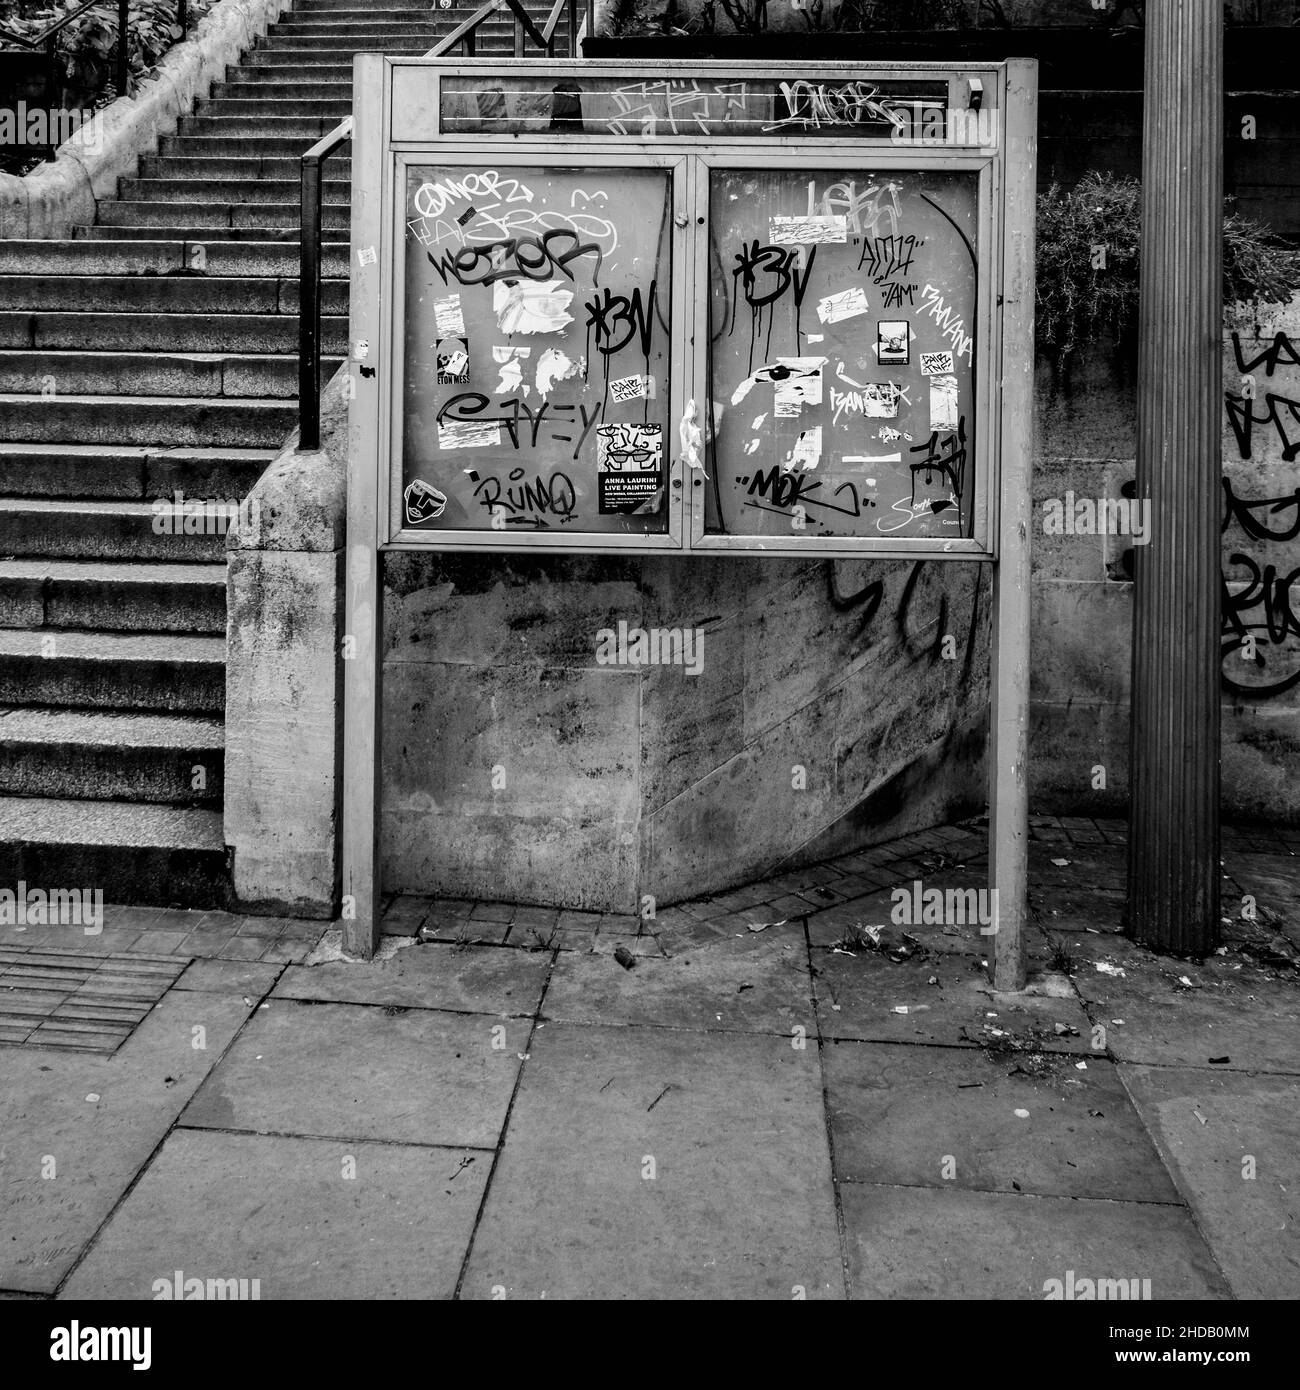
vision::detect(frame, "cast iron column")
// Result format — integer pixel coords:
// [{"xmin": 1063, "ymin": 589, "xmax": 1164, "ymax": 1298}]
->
[{"xmin": 1127, "ymin": 0, "xmax": 1222, "ymax": 953}]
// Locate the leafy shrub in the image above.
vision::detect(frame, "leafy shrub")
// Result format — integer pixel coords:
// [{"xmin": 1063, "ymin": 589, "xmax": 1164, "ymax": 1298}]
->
[{"xmin": 1036, "ymin": 171, "xmax": 1300, "ymax": 367}]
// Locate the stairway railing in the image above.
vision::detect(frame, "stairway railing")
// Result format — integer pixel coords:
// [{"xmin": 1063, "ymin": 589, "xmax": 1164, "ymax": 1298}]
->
[{"xmin": 296, "ymin": 0, "xmax": 586, "ymax": 450}]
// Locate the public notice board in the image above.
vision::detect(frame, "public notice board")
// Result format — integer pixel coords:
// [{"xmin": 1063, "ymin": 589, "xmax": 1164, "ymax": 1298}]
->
[{"xmin": 351, "ymin": 58, "xmax": 1032, "ymax": 559}]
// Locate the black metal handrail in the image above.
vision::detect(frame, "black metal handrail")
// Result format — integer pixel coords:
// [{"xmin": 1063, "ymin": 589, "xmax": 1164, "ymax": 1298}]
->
[
  {"xmin": 296, "ymin": 0, "xmax": 587, "ymax": 450},
  {"xmin": 0, "ymin": 0, "xmax": 189, "ymax": 124}
]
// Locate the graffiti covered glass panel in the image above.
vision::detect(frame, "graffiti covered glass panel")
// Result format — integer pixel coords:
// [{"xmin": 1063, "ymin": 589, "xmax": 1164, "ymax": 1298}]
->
[
  {"xmin": 401, "ymin": 165, "xmax": 672, "ymax": 535},
  {"xmin": 705, "ymin": 168, "xmax": 979, "ymax": 542}
]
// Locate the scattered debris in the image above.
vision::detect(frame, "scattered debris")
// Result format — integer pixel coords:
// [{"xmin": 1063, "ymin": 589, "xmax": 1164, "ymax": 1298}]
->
[
  {"xmin": 747, "ymin": 918, "xmax": 789, "ymax": 933},
  {"xmin": 1193, "ymin": 1108, "xmax": 1208, "ymax": 1126},
  {"xmin": 598, "ymin": 1077, "xmax": 615, "ymax": 1093},
  {"xmin": 1177, "ymin": 974, "xmax": 1199, "ymax": 989},
  {"xmin": 613, "ymin": 945, "xmax": 636, "ymax": 970},
  {"xmin": 891, "ymin": 1004, "xmax": 930, "ymax": 1015},
  {"xmin": 448, "ymin": 1156, "xmax": 475, "ymax": 1181},
  {"xmin": 1088, "ymin": 1109, "xmax": 1105, "ymax": 1118},
  {"xmin": 738, "ymin": 982, "xmax": 753, "ymax": 993},
  {"xmin": 1014, "ymin": 1108, "xmax": 1030, "ymax": 1118},
  {"xmin": 1074, "ymin": 1061, "xmax": 1088, "ymax": 1070},
  {"xmin": 1095, "ymin": 961, "xmax": 1126, "ymax": 977},
  {"xmin": 1050, "ymin": 857, "xmax": 1072, "ymax": 867},
  {"xmin": 85, "ymin": 1093, "xmax": 99, "ymax": 1104},
  {"xmin": 957, "ymin": 1081, "xmax": 984, "ymax": 1089},
  {"xmin": 1053, "ymin": 1023, "xmax": 1080, "ymax": 1037},
  {"xmin": 1208, "ymin": 1056, "xmax": 1231, "ymax": 1065},
  {"xmin": 1011, "ymin": 1179, "xmax": 1022, "ymax": 1191}
]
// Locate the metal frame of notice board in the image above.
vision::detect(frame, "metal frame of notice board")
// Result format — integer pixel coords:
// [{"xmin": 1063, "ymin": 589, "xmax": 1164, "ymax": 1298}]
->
[{"xmin": 344, "ymin": 57, "xmax": 1037, "ymax": 990}]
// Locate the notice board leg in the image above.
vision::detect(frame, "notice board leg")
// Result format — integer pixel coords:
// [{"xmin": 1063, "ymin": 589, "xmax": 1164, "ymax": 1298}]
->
[{"xmin": 990, "ymin": 58, "xmax": 1038, "ymax": 993}]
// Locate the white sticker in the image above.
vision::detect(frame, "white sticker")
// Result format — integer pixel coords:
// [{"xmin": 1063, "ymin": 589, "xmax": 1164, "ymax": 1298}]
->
[
  {"xmin": 731, "ymin": 356, "xmax": 826, "ymax": 408},
  {"xmin": 790, "ymin": 425, "xmax": 822, "ymax": 471},
  {"xmin": 843, "ymin": 453, "xmax": 901, "ymax": 464},
  {"xmin": 770, "ymin": 215, "xmax": 847, "ymax": 245},
  {"xmin": 930, "ymin": 375, "xmax": 960, "ymax": 431},
  {"xmin": 920, "ymin": 350, "xmax": 955, "ymax": 377},
  {"xmin": 805, "ymin": 333, "xmax": 825, "ymax": 343},
  {"xmin": 438, "ymin": 419, "xmax": 501, "ymax": 450},
  {"xmin": 535, "ymin": 347, "xmax": 583, "ymax": 398},
  {"xmin": 816, "ymin": 286, "xmax": 870, "ymax": 325},
  {"xmin": 493, "ymin": 279, "xmax": 574, "ymax": 335},
  {"xmin": 492, "ymin": 344, "xmax": 531, "ymax": 396},
  {"xmin": 610, "ymin": 374, "xmax": 649, "ymax": 403},
  {"xmin": 352, "ymin": 338, "xmax": 369, "ymax": 361},
  {"xmin": 357, "ymin": 246, "xmax": 377, "ymax": 266},
  {"xmin": 434, "ymin": 293, "xmax": 466, "ymax": 338}
]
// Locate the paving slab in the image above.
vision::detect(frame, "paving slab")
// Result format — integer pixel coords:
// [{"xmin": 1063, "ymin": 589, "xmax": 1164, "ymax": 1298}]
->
[
  {"xmin": 839, "ymin": 1183, "xmax": 1230, "ymax": 1299},
  {"xmin": 273, "ymin": 941, "xmax": 550, "ymax": 1015},
  {"xmin": 1055, "ymin": 929, "xmax": 1300, "ymax": 1073},
  {"xmin": 182, "ymin": 999, "xmax": 524, "ymax": 1148},
  {"xmin": 822, "ymin": 1039, "xmax": 1181, "ymax": 1203},
  {"xmin": 1120, "ymin": 1065, "xmax": 1300, "ymax": 1300},
  {"xmin": 174, "ymin": 957, "xmax": 283, "ymax": 995},
  {"xmin": 544, "ymin": 927, "xmax": 813, "ymax": 1035},
  {"xmin": 812, "ymin": 948, "xmax": 1096, "ymax": 1053},
  {"xmin": 461, "ymin": 1022, "xmax": 843, "ymax": 1299},
  {"xmin": 0, "ymin": 990, "xmax": 254, "ymax": 1293},
  {"xmin": 61, "ymin": 1129, "xmax": 487, "ymax": 1300}
]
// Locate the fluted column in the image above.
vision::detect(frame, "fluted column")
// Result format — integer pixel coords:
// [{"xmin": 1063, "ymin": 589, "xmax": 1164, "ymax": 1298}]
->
[{"xmin": 1127, "ymin": 0, "xmax": 1223, "ymax": 953}]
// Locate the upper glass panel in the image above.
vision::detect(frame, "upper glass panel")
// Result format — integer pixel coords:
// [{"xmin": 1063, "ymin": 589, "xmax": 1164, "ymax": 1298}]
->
[
  {"xmin": 400, "ymin": 163, "xmax": 673, "ymax": 535},
  {"xmin": 704, "ymin": 167, "xmax": 979, "ymax": 543},
  {"xmin": 438, "ymin": 74, "xmax": 948, "ymax": 138}
]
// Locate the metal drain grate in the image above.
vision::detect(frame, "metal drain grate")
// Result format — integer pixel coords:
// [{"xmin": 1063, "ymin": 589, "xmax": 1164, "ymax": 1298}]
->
[{"xmin": 0, "ymin": 946, "xmax": 188, "ymax": 1053}]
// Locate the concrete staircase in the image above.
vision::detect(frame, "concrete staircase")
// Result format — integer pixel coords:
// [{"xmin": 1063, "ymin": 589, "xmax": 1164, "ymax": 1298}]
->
[{"xmin": 0, "ymin": 0, "xmax": 569, "ymax": 908}]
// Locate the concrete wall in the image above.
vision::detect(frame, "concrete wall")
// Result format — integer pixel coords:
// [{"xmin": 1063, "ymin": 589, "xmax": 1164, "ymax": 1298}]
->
[
  {"xmin": 1031, "ymin": 297, "xmax": 1300, "ymax": 826},
  {"xmin": 382, "ymin": 552, "xmax": 990, "ymax": 911}
]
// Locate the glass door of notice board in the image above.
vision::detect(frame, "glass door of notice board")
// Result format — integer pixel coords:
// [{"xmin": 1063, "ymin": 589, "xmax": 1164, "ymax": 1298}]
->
[
  {"xmin": 389, "ymin": 151, "xmax": 690, "ymax": 549},
  {"xmin": 692, "ymin": 156, "xmax": 993, "ymax": 555}
]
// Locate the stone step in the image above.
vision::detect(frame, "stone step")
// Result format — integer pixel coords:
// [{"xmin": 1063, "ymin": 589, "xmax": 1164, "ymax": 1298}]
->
[
  {"xmin": 72, "ymin": 225, "xmax": 345, "ymax": 252},
  {"xmin": 176, "ymin": 113, "xmax": 342, "ymax": 138},
  {"xmin": 211, "ymin": 79, "xmax": 353, "ymax": 101},
  {"xmin": 0, "ymin": 238, "xmax": 346, "ymax": 279},
  {"xmin": 96, "ymin": 200, "xmax": 350, "ymax": 233},
  {"xmin": 0, "ymin": 310, "xmax": 348, "ymax": 356},
  {"xmin": 160, "ymin": 132, "xmax": 350, "ymax": 159},
  {"xmin": 0, "ymin": 629, "xmax": 226, "ymax": 713},
  {"xmin": 0, "ymin": 558, "xmax": 227, "ymax": 633},
  {"xmin": 0, "ymin": 443, "xmax": 275, "ymax": 502},
  {"xmin": 0, "ymin": 498, "xmax": 228, "ymax": 562},
  {"xmin": 226, "ymin": 61, "xmax": 355, "ymax": 80},
  {"xmin": 118, "ymin": 176, "xmax": 349, "ymax": 205},
  {"xmin": 252, "ymin": 35, "xmax": 455, "ymax": 51},
  {"xmin": 0, "ymin": 707, "xmax": 224, "ymax": 805},
  {"xmin": 0, "ymin": 395, "xmax": 297, "ymax": 448},
  {"xmin": 0, "ymin": 274, "xmax": 347, "ymax": 316},
  {"xmin": 140, "ymin": 153, "xmax": 352, "ymax": 181},
  {"xmin": 270, "ymin": 19, "xmax": 446, "ymax": 33},
  {"xmin": 194, "ymin": 95, "xmax": 353, "ymax": 118},
  {"xmin": 0, "ymin": 795, "xmax": 228, "ymax": 909},
  {"xmin": 0, "ymin": 350, "xmax": 337, "ymax": 401}
]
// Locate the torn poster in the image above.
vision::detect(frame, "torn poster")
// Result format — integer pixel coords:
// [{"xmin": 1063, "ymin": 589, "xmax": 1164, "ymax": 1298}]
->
[
  {"xmin": 816, "ymin": 286, "xmax": 870, "ymax": 325},
  {"xmin": 789, "ymin": 425, "xmax": 822, "ymax": 471},
  {"xmin": 404, "ymin": 478, "xmax": 448, "ymax": 523},
  {"xmin": 878, "ymin": 320, "xmax": 910, "ymax": 365},
  {"xmin": 436, "ymin": 337, "xmax": 470, "ymax": 384},
  {"xmin": 610, "ymin": 373, "xmax": 650, "ymax": 404},
  {"xmin": 438, "ymin": 418, "xmax": 501, "ymax": 450},
  {"xmin": 919, "ymin": 350, "xmax": 955, "ymax": 377},
  {"xmin": 434, "ymin": 292, "xmax": 466, "ymax": 338},
  {"xmin": 493, "ymin": 278, "xmax": 574, "ymax": 335},
  {"xmin": 731, "ymin": 356, "xmax": 827, "ymax": 408},
  {"xmin": 492, "ymin": 344, "xmax": 531, "ymax": 396},
  {"xmin": 770, "ymin": 214, "xmax": 847, "ymax": 245},
  {"xmin": 535, "ymin": 347, "xmax": 583, "ymax": 399},
  {"xmin": 929, "ymin": 375, "xmax": 959, "ymax": 432},
  {"xmin": 596, "ymin": 422, "xmax": 663, "ymax": 513}
]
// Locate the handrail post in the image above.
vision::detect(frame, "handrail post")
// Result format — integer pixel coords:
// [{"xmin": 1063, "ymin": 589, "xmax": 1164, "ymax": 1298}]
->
[
  {"xmin": 115, "ymin": 0, "xmax": 129, "ymax": 97},
  {"xmin": 178, "ymin": 0, "xmax": 188, "ymax": 38},
  {"xmin": 299, "ymin": 152, "xmax": 322, "ymax": 452},
  {"xmin": 568, "ymin": 0, "xmax": 577, "ymax": 54},
  {"xmin": 45, "ymin": 34, "xmax": 58, "ymax": 113},
  {"xmin": 513, "ymin": 12, "xmax": 524, "ymax": 56}
]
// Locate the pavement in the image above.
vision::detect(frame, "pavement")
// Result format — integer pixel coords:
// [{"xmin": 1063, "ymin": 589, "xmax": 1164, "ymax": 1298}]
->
[{"xmin": 1, "ymin": 815, "xmax": 1297, "ymax": 1300}]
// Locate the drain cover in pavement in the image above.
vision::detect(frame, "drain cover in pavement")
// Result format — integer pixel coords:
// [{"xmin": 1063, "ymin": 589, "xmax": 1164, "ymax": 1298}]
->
[{"xmin": 0, "ymin": 946, "xmax": 187, "ymax": 1053}]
